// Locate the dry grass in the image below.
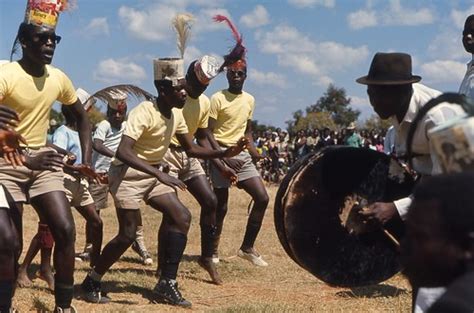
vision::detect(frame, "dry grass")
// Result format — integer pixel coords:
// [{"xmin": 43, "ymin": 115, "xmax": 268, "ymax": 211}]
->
[{"xmin": 13, "ymin": 185, "xmax": 411, "ymax": 312}]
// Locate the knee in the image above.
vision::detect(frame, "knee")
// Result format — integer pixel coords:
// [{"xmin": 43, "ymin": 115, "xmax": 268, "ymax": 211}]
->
[
  {"xmin": 202, "ymin": 193, "xmax": 218, "ymax": 213},
  {"xmin": 118, "ymin": 225, "xmax": 137, "ymax": 246},
  {"xmin": 90, "ymin": 216, "xmax": 103, "ymax": 232},
  {"xmin": 177, "ymin": 209, "xmax": 192, "ymax": 233},
  {"xmin": 53, "ymin": 221, "xmax": 76, "ymax": 247},
  {"xmin": 0, "ymin": 231, "xmax": 18, "ymax": 255},
  {"xmin": 254, "ymin": 192, "xmax": 270, "ymax": 209}
]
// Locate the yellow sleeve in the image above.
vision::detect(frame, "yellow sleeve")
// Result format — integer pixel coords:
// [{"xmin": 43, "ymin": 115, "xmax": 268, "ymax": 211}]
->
[
  {"xmin": 198, "ymin": 96, "xmax": 210, "ymax": 129},
  {"xmin": 209, "ymin": 93, "xmax": 219, "ymax": 120},
  {"xmin": 248, "ymin": 94, "xmax": 255, "ymax": 120},
  {"xmin": 174, "ymin": 109, "xmax": 189, "ymax": 135},
  {"xmin": 0, "ymin": 66, "xmax": 10, "ymax": 99},
  {"xmin": 124, "ymin": 103, "xmax": 150, "ymax": 140},
  {"xmin": 57, "ymin": 70, "xmax": 78, "ymax": 105}
]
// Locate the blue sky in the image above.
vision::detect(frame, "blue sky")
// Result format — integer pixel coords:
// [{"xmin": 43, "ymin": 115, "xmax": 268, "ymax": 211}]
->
[{"xmin": 1, "ymin": 0, "xmax": 474, "ymax": 128}]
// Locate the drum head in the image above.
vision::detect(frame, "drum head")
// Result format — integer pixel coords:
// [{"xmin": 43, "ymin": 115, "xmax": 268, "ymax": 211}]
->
[{"xmin": 274, "ymin": 146, "xmax": 414, "ymax": 287}]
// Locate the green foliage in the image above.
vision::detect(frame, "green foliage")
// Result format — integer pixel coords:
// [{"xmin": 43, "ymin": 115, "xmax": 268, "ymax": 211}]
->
[
  {"xmin": 251, "ymin": 120, "xmax": 276, "ymax": 133},
  {"xmin": 88, "ymin": 106, "xmax": 106, "ymax": 127},
  {"xmin": 362, "ymin": 114, "xmax": 392, "ymax": 131},
  {"xmin": 306, "ymin": 84, "xmax": 360, "ymax": 127},
  {"xmin": 49, "ymin": 108, "xmax": 64, "ymax": 125}
]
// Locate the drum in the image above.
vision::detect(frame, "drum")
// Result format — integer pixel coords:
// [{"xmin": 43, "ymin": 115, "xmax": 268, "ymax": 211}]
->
[{"xmin": 274, "ymin": 146, "xmax": 415, "ymax": 287}]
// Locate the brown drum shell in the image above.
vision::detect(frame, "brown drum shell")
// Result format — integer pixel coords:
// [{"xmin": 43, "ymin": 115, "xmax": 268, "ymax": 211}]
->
[{"xmin": 274, "ymin": 146, "xmax": 414, "ymax": 287}]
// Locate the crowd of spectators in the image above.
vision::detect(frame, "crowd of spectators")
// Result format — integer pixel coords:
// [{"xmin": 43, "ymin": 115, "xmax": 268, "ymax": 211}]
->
[{"xmin": 253, "ymin": 126, "xmax": 389, "ymax": 183}]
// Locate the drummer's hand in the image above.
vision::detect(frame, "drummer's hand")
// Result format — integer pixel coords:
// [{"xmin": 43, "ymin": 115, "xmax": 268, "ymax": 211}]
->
[{"xmin": 359, "ymin": 202, "xmax": 397, "ymax": 225}]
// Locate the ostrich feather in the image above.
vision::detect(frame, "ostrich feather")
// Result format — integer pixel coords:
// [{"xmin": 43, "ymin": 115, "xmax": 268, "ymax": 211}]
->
[
  {"xmin": 213, "ymin": 14, "xmax": 242, "ymax": 44},
  {"xmin": 172, "ymin": 13, "xmax": 194, "ymax": 58},
  {"xmin": 89, "ymin": 84, "xmax": 154, "ymax": 105}
]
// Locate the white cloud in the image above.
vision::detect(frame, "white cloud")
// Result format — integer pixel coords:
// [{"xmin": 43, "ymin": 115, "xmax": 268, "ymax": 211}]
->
[
  {"xmin": 240, "ymin": 5, "xmax": 270, "ymax": 29},
  {"xmin": 350, "ymin": 95, "xmax": 373, "ymax": 121},
  {"xmin": 451, "ymin": 6, "xmax": 474, "ymax": 29},
  {"xmin": 287, "ymin": 0, "xmax": 335, "ymax": 9},
  {"xmin": 248, "ymin": 68, "xmax": 286, "ymax": 88},
  {"xmin": 118, "ymin": 5, "xmax": 178, "ymax": 41},
  {"xmin": 427, "ymin": 30, "xmax": 466, "ymax": 61},
  {"xmin": 83, "ymin": 17, "xmax": 109, "ymax": 36},
  {"xmin": 347, "ymin": 0, "xmax": 434, "ymax": 30},
  {"xmin": 93, "ymin": 58, "xmax": 147, "ymax": 83},
  {"xmin": 256, "ymin": 24, "xmax": 368, "ymax": 85},
  {"xmin": 419, "ymin": 60, "xmax": 466, "ymax": 84},
  {"xmin": 347, "ymin": 10, "xmax": 377, "ymax": 30}
]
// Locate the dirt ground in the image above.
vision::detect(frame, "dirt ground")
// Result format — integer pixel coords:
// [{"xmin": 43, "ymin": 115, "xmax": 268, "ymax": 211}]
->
[{"xmin": 13, "ymin": 185, "xmax": 411, "ymax": 312}]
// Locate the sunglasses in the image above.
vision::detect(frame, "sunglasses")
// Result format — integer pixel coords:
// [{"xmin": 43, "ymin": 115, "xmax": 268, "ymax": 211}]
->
[
  {"xmin": 228, "ymin": 69, "xmax": 246, "ymax": 77},
  {"xmin": 32, "ymin": 33, "xmax": 62, "ymax": 45}
]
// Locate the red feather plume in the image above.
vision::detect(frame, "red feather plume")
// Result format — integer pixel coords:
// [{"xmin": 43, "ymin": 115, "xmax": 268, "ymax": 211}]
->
[{"xmin": 213, "ymin": 14, "xmax": 246, "ymax": 72}]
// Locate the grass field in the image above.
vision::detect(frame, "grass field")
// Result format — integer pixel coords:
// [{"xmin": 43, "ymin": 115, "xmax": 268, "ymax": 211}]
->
[{"xmin": 13, "ymin": 184, "xmax": 412, "ymax": 312}]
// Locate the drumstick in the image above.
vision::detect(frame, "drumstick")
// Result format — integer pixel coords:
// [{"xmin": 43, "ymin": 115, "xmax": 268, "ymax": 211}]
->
[{"xmin": 383, "ymin": 228, "xmax": 400, "ymax": 247}]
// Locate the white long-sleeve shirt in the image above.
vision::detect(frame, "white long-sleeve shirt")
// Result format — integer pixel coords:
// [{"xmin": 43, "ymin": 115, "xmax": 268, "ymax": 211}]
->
[
  {"xmin": 459, "ymin": 56, "xmax": 474, "ymax": 100},
  {"xmin": 390, "ymin": 83, "xmax": 465, "ymax": 218}
]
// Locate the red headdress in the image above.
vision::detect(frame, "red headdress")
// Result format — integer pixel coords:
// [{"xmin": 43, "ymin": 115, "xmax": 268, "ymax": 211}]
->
[{"xmin": 213, "ymin": 15, "xmax": 246, "ymax": 71}]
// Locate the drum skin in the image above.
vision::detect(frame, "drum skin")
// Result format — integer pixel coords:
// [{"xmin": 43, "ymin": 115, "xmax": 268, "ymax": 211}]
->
[{"xmin": 274, "ymin": 146, "xmax": 415, "ymax": 287}]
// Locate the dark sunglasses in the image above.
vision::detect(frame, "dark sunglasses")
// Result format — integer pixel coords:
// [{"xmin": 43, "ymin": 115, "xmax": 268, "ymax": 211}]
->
[
  {"xmin": 228, "ymin": 69, "xmax": 246, "ymax": 77},
  {"xmin": 32, "ymin": 33, "xmax": 62, "ymax": 45}
]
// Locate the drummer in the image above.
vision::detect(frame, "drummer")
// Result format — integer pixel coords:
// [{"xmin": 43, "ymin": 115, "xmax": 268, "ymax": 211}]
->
[{"xmin": 356, "ymin": 52, "xmax": 465, "ymax": 311}]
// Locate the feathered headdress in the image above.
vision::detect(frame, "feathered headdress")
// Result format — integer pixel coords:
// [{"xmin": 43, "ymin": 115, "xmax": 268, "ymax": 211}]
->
[
  {"xmin": 172, "ymin": 13, "xmax": 194, "ymax": 59},
  {"xmin": 90, "ymin": 84, "xmax": 154, "ymax": 112},
  {"xmin": 213, "ymin": 14, "xmax": 246, "ymax": 72}
]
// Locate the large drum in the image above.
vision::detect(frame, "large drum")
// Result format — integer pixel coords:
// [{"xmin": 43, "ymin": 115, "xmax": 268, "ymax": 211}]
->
[{"xmin": 274, "ymin": 146, "xmax": 415, "ymax": 287}]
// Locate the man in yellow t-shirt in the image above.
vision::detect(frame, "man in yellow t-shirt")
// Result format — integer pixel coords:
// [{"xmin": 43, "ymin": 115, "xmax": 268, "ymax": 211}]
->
[
  {"xmin": 207, "ymin": 59, "xmax": 270, "ymax": 268},
  {"xmin": 80, "ymin": 57, "xmax": 246, "ymax": 308},
  {"xmin": 0, "ymin": 22, "xmax": 92, "ymax": 312},
  {"xmin": 163, "ymin": 56, "xmax": 236, "ymax": 285}
]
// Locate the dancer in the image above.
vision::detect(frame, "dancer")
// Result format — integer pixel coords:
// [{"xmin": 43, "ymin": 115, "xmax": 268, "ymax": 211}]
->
[{"xmin": 0, "ymin": 1, "xmax": 92, "ymax": 311}]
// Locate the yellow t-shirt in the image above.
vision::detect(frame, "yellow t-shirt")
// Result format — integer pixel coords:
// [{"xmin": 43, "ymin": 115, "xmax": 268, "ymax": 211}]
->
[
  {"xmin": 170, "ymin": 94, "xmax": 210, "ymax": 146},
  {"xmin": 209, "ymin": 90, "xmax": 254, "ymax": 146},
  {"xmin": 0, "ymin": 62, "xmax": 77, "ymax": 148},
  {"xmin": 124, "ymin": 100, "xmax": 188, "ymax": 164}
]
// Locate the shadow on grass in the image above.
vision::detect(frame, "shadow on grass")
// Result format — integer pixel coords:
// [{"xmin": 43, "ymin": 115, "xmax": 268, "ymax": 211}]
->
[
  {"xmin": 32, "ymin": 297, "xmax": 50, "ymax": 312},
  {"xmin": 336, "ymin": 284, "xmax": 409, "ymax": 298},
  {"xmin": 74, "ymin": 280, "xmax": 158, "ymax": 304}
]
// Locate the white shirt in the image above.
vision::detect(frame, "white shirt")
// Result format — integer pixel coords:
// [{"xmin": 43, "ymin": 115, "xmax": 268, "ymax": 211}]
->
[
  {"xmin": 92, "ymin": 120, "xmax": 126, "ymax": 173},
  {"xmin": 391, "ymin": 83, "xmax": 465, "ymax": 218},
  {"xmin": 459, "ymin": 56, "xmax": 474, "ymax": 101}
]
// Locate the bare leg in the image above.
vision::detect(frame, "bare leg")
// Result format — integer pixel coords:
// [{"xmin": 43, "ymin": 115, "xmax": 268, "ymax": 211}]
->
[
  {"xmin": 186, "ymin": 175, "xmax": 222, "ymax": 285},
  {"xmin": 30, "ymin": 191, "xmax": 76, "ymax": 309},
  {"xmin": 75, "ymin": 203, "xmax": 103, "ymax": 268}
]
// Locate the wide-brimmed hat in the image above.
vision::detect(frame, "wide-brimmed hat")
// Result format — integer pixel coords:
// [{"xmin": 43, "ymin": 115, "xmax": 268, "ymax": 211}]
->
[
  {"xmin": 346, "ymin": 122, "xmax": 356, "ymax": 130},
  {"xmin": 356, "ymin": 52, "xmax": 421, "ymax": 85}
]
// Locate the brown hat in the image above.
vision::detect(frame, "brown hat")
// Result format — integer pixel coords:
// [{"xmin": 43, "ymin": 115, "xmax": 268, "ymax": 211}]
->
[{"xmin": 356, "ymin": 52, "xmax": 421, "ymax": 85}]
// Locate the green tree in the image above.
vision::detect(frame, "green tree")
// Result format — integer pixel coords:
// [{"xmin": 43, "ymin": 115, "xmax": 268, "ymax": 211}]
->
[
  {"xmin": 362, "ymin": 114, "xmax": 392, "ymax": 132},
  {"xmin": 49, "ymin": 108, "xmax": 64, "ymax": 125},
  {"xmin": 88, "ymin": 107, "xmax": 106, "ymax": 127},
  {"xmin": 306, "ymin": 84, "xmax": 360, "ymax": 127},
  {"xmin": 285, "ymin": 109, "xmax": 303, "ymax": 133}
]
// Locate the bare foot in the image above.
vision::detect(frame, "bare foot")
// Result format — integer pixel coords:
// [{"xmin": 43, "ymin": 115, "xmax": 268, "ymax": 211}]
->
[
  {"xmin": 36, "ymin": 270, "xmax": 55, "ymax": 291},
  {"xmin": 16, "ymin": 267, "xmax": 33, "ymax": 288},
  {"xmin": 198, "ymin": 257, "xmax": 223, "ymax": 285}
]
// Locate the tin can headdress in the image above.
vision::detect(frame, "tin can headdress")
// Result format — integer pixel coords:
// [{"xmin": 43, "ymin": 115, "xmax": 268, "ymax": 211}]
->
[
  {"xmin": 24, "ymin": 0, "xmax": 73, "ymax": 30},
  {"xmin": 76, "ymin": 88, "xmax": 96, "ymax": 112}
]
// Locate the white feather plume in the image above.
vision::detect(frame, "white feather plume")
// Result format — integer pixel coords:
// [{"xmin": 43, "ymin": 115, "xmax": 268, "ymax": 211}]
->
[{"xmin": 172, "ymin": 13, "xmax": 195, "ymax": 58}]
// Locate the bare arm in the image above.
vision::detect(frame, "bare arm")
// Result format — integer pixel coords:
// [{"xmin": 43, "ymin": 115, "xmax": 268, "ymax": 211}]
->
[
  {"xmin": 69, "ymin": 100, "xmax": 92, "ymax": 165},
  {"xmin": 93, "ymin": 138, "xmax": 115, "ymax": 158},
  {"xmin": 245, "ymin": 120, "xmax": 261, "ymax": 159},
  {"xmin": 177, "ymin": 132, "xmax": 245, "ymax": 159},
  {"xmin": 116, "ymin": 135, "xmax": 186, "ymax": 190}
]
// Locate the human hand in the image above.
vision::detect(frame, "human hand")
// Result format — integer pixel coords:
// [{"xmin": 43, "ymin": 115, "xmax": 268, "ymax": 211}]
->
[
  {"xmin": 156, "ymin": 172, "xmax": 187, "ymax": 191},
  {"xmin": 220, "ymin": 166, "xmax": 238, "ymax": 185},
  {"xmin": 358, "ymin": 202, "xmax": 398, "ymax": 225},
  {"xmin": 25, "ymin": 150, "xmax": 64, "ymax": 171},
  {"xmin": 223, "ymin": 137, "xmax": 249, "ymax": 158},
  {"xmin": 0, "ymin": 129, "xmax": 26, "ymax": 168},
  {"xmin": 223, "ymin": 158, "xmax": 244, "ymax": 172},
  {"xmin": 0, "ymin": 105, "xmax": 19, "ymax": 131}
]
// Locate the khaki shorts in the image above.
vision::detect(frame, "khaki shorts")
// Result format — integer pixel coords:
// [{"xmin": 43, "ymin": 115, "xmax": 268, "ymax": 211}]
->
[
  {"xmin": 63, "ymin": 173, "xmax": 94, "ymax": 207},
  {"xmin": 210, "ymin": 150, "xmax": 260, "ymax": 188},
  {"xmin": 0, "ymin": 147, "xmax": 65, "ymax": 203},
  {"xmin": 163, "ymin": 146, "xmax": 206, "ymax": 182},
  {"xmin": 89, "ymin": 180, "xmax": 109, "ymax": 210},
  {"xmin": 109, "ymin": 163, "xmax": 175, "ymax": 210}
]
